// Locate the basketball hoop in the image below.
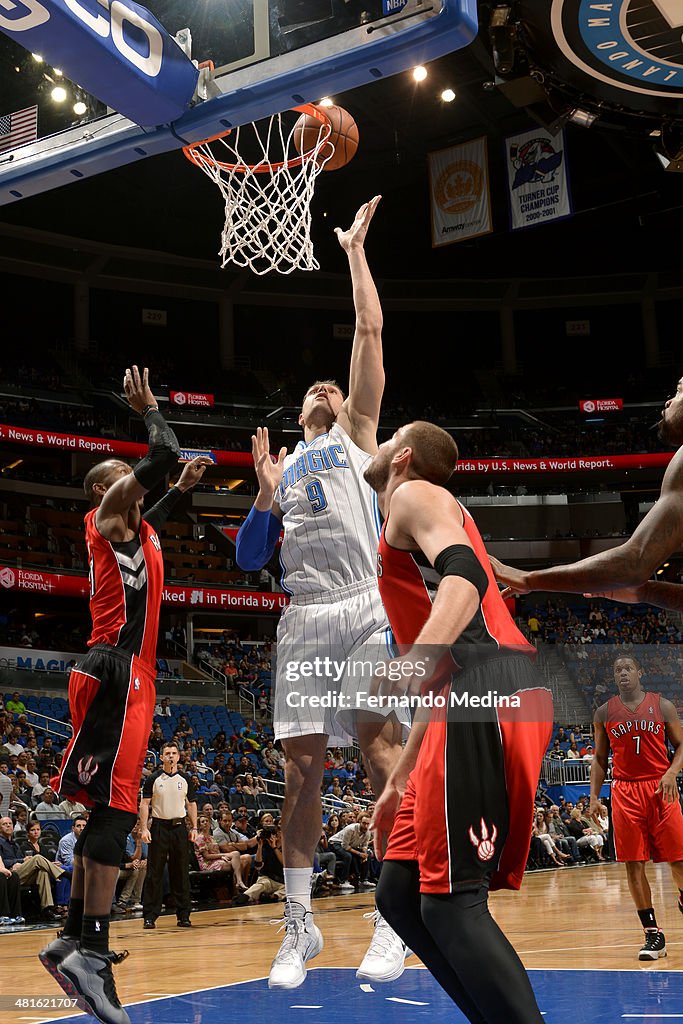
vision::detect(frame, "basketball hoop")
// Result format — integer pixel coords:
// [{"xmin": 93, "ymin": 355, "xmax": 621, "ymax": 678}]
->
[{"xmin": 183, "ymin": 104, "xmax": 333, "ymax": 275}]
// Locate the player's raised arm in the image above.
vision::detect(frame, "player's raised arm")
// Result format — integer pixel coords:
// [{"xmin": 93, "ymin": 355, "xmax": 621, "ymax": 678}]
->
[
  {"xmin": 96, "ymin": 366, "xmax": 180, "ymax": 528},
  {"xmin": 334, "ymin": 196, "xmax": 384, "ymax": 454},
  {"xmin": 491, "ymin": 447, "xmax": 683, "ymax": 597},
  {"xmin": 235, "ymin": 427, "xmax": 286, "ymax": 571},
  {"xmin": 143, "ymin": 456, "xmax": 214, "ymax": 531}
]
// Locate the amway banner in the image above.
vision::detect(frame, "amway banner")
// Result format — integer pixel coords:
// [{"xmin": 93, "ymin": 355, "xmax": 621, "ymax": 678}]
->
[
  {"xmin": 0, "ymin": 424, "xmax": 246, "ymax": 468},
  {"xmin": 0, "ymin": 566, "xmax": 288, "ymax": 613},
  {"xmin": 428, "ymin": 136, "xmax": 492, "ymax": 247},
  {"xmin": 579, "ymin": 399, "xmax": 624, "ymax": 413},
  {"xmin": 170, "ymin": 392, "xmax": 215, "ymax": 408},
  {"xmin": 505, "ymin": 127, "xmax": 572, "ymax": 231}
]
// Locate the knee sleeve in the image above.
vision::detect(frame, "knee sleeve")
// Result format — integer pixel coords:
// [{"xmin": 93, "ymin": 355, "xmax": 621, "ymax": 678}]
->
[{"xmin": 77, "ymin": 805, "xmax": 137, "ymax": 866}]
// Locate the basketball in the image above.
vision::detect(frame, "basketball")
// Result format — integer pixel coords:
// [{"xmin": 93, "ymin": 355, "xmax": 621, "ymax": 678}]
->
[{"xmin": 293, "ymin": 104, "xmax": 359, "ymax": 171}]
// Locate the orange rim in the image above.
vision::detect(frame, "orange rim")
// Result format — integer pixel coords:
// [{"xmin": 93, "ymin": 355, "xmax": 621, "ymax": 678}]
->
[{"xmin": 182, "ymin": 103, "xmax": 332, "ymax": 175}]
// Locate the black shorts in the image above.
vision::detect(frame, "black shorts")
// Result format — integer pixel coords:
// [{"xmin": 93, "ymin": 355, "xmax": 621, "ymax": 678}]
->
[
  {"xmin": 385, "ymin": 653, "xmax": 554, "ymax": 893},
  {"xmin": 53, "ymin": 645, "xmax": 156, "ymax": 814}
]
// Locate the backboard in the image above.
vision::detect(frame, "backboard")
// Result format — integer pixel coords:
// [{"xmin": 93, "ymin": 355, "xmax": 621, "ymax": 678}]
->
[{"xmin": 0, "ymin": 0, "xmax": 478, "ymax": 205}]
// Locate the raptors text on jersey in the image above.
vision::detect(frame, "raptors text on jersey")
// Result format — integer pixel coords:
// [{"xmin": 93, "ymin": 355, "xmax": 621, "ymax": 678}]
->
[{"xmin": 605, "ymin": 692, "xmax": 671, "ymax": 781}]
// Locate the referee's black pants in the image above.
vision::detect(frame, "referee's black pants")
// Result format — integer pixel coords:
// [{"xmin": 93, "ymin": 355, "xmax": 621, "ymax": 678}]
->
[{"xmin": 143, "ymin": 819, "xmax": 191, "ymax": 921}]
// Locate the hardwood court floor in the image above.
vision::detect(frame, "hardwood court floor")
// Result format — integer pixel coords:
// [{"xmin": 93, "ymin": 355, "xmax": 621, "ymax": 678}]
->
[{"xmin": 1, "ymin": 862, "xmax": 681, "ymax": 1020}]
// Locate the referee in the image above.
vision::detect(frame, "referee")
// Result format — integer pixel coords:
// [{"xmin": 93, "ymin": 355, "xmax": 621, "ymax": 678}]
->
[{"xmin": 140, "ymin": 741, "xmax": 197, "ymax": 929}]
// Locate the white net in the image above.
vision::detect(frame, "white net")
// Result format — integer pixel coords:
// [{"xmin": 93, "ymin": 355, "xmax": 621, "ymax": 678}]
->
[{"xmin": 184, "ymin": 108, "xmax": 332, "ymax": 275}]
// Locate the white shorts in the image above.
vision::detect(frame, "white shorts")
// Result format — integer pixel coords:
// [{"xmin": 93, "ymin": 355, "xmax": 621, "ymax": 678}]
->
[{"xmin": 273, "ymin": 579, "xmax": 410, "ymax": 743}]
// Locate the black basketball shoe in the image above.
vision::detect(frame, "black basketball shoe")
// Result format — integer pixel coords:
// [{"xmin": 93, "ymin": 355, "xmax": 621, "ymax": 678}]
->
[
  {"xmin": 638, "ymin": 929, "xmax": 667, "ymax": 961},
  {"xmin": 59, "ymin": 947, "xmax": 131, "ymax": 1024}
]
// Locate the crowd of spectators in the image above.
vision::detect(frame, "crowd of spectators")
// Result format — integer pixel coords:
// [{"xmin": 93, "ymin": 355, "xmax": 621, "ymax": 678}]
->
[
  {"xmin": 0, "ymin": 365, "xmax": 672, "ymax": 464},
  {"xmin": 194, "ymin": 633, "xmax": 273, "ymax": 705},
  {"xmin": 522, "ymin": 598, "xmax": 683, "ymax": 715},
  {"xmin": 525, "ymin": 599, "xmax": 682, "ymax": 647},
  {"xmin": 0, "ymin": 495, "xmax": 263, "ymax": 586},
  {"xmin": 0, "ymin": 683, "xmax": 382, "ymax": 924},
  {"xmin": 4, "ymin": 677, "xmax": 626, "ymax": 927}
]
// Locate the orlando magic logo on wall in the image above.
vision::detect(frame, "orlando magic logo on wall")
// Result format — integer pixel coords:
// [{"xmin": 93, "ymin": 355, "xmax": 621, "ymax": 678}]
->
[{"xmin": 520, "ymin": 1, "xmax": 683, "ymax": 113}]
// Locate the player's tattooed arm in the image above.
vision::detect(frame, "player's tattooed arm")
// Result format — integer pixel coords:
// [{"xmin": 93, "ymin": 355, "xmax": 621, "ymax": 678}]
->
[
  {"xmin": 492, "ymin": 450, "xmax": 683, "ymax": 597},
  {"xmin": 334, "ymin": 196, "xmax": 384, "ymax": 454}
]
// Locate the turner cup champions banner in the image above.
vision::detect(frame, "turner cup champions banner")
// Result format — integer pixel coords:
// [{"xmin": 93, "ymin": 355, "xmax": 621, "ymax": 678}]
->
[
  {"xmin": 428, "ymin": 137, "xmax": 492, "ymax": 247},
  {"xmin": 505, "ymin": 126, "xmax": 572, "ymax": 231}
]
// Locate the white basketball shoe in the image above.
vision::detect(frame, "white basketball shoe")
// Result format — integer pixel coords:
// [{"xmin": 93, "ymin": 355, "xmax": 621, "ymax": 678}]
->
[
  {"xmin": 268, "ymin": 901, "xmax": 324, "ymax": 989},
  {"xmin": 356, "ymin": 910, "xmax": 411, "ymax": 983}
]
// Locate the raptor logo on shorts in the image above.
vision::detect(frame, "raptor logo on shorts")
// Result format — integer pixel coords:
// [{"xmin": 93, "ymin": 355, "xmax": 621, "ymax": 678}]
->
[
  {"xmin": 77, "ymin": 756, "xmax": 99, "ymax": 785},
  {"xmin": 469, "ymin": 818, "xmax": 498, "ymax": 862}
]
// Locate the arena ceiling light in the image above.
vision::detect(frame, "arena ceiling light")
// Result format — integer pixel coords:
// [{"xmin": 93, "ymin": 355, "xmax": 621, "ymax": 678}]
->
[
  {"xmin": 318, "ymin": 96, "xmax": 334, "ymax": 107},
  {"xmin": 32, "ymin": 53, "xmax": 43, "ymax": 62},
  {"xmin": 568, "ymin": 107, "xmax": 598, "ymax": 128},
  {"xmin": 441, "ymin": 88, "xmax": 456, "ymax": 103},
  {"xmin": 73, "ymin": 100, "xmax": 87, "ymax": 116},
  {"xmin": 413, "ymin": 65, "xmax": 428, "ymax": 82},
  {"xmin": 51, "ymin": 86, "xmax": 67, "ymax": 103}
]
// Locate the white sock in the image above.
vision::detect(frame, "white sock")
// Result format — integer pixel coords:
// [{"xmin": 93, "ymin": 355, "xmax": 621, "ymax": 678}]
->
[{"xmin": 284, "ymin": 867, "xmax": 313, "ymax": 914}]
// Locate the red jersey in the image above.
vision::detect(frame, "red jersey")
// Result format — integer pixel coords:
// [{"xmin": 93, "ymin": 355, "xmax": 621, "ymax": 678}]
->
[
  {"xmin": 85, "ymin": 508, "xmax": 164, "ymax": 667},
  {"xmin": 605, "ymin": 691, "xmax": 671, "ymax": 781},
  {"xmin": 377, "ymin": 499, "xmax": 533, "ymax": 656}
]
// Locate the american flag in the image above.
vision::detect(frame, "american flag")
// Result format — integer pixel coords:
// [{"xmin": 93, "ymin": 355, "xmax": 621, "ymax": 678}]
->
[{"xmin": 0, "ymin": 105, "xmax": 38, "ymax": 155}]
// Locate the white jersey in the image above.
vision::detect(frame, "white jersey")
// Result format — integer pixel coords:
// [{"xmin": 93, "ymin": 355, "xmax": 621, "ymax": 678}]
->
[{"xmin": 274, "ymin": 421, "xmax": 381, "ymax": 597}]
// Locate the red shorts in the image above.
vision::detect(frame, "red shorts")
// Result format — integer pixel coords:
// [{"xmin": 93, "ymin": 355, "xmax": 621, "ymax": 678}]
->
[
  {"xmin": 384, "ymin": 654, "xmax": 553, "ymax": 894},
  {"xmin": 53, "ymin": 645, "xmax": 156, "ymax": 814},
  {"xmin": 612, "ymin": 778, "xmax": 683, "ymax": 862}
]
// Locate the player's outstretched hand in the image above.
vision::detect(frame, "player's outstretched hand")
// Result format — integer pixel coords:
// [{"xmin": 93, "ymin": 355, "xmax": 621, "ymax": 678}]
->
[
  {"xmin": 656, "ymin": 769, "xmax": 679, "ymax": 804},
  {"xmin": 124, "ymin": 365, "xmax": 157, "ymax": 414},
  {"xmin": 334, "ymin": 195, "xmax": 381, "ymax": 252},
  {"xmin": 251, "ymin": 427, "xmax": 287, "ymax": 499},
  {"xmin": 488, "ymin": 554, "xmax": 531, "ymax": 598},
  {"xmin": 176, "ymin": 456, "xmax": 214, "ymax": 492}
]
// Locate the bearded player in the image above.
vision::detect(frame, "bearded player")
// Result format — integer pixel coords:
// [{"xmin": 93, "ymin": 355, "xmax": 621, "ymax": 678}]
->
[
  {"xmin": 590, "ymin": 655, "xmax": 683, "ymax": 961},
  {"xmin": 236, "ymin": 197, "xmax": 409, "ymax": 989},
  {"xmin": 39, "ymin": 367, "xmax": 210, "ymax": 1024},
  {"xmin": 364, "ymin": 421, "xmax": 553, "ymax": 1024}
]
